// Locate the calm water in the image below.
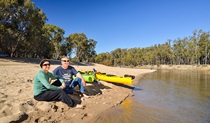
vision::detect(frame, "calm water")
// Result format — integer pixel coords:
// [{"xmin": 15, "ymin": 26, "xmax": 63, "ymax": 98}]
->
[{"xmin": 91, "ymin": 70, "xmax": 210, "ymax": 123}]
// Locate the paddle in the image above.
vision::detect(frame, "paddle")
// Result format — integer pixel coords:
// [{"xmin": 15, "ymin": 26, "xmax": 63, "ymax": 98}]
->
[{"xmin": 124, "ymin": 74, "xmax": 135, "ymax": 79}]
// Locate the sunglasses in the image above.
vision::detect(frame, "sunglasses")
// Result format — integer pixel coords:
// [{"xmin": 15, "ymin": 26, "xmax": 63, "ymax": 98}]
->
[
  {"xmin": 42, "ymin": 63, "xmax": 50, "ymax": 66},
  {"xmin": 61, "ymin": 60, "xmax": 69, "ymax": 62}
]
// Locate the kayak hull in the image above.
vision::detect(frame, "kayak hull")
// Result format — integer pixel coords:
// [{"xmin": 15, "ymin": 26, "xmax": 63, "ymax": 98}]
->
[
  {"xmin": 82, "ymin": 74, "xmax": 95, "ymax": 82},
  {"xmin": 75, "ymin": 70, "xmax": 134, "ymax": 85},
  {"xmin": 95, "ymin": 73, "xmax": 133, "ymax": 85},
  {"xmin": 73, "ymin": 72, "xmax": 95, "ymax": 83}
]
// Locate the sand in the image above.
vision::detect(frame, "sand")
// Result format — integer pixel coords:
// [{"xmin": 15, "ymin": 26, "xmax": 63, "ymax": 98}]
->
[{"xmin": 0, "ymin": 58, "xmax": 155, "ymax": 123}]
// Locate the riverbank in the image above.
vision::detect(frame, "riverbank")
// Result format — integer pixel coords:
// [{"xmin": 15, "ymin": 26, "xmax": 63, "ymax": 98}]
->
[
  {"xmin": 137, "ymin": 64, "xmax": 210, "ymax": 71},
  {"xmin": 0, "ymin": 58, "xmax": 155, "ymax": 123}
]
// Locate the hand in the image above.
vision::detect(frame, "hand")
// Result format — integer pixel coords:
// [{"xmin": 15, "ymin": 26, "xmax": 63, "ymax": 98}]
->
[{"xmin": 60, "ymin": 83, "xmax": 66, "ymax": 89}]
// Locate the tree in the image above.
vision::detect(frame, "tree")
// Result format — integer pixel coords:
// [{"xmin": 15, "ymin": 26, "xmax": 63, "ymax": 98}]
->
[
  {"xmin": 111, "ymin": 48, "xmax": 122, "ymax": 66},
  {"xmin": 66, "ymin": 33, "xmax": 96, "ymax": 62},
  {"xmin": 198, "ymin": 31, "xmax": 210, "ymax": 65},
  {"xmin": 0, "ymin": 0, "xmax": 47, "ymax": 57},
  {"xmin": 43, "ymin": 24, "xmax": 65, "ymax": 59},
  {"xmin": 85, "ymin": 39, "xmax": 97, "ymax": 62}
]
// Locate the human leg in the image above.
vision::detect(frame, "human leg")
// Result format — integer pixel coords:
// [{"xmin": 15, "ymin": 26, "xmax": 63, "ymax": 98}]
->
[
  {"xmin": 63, "ymin": 82, "xmax": 74, "ymax": 94},
  {"xmin": 34, "ymin": 90, "xmax": 74, "ymax": 107},
  {"xmin": 51, "ymin": 79, "xmax": 61, "ymax": 86},
  {"xmin": 70, "ymin": 78, "xmax": 90, "ymax": 98},
  {"xmin": 69, "ymin": 78, "xmax": 85, "ymax": 93}
]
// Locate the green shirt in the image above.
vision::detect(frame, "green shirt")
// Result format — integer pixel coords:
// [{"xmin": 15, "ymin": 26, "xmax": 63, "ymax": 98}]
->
[{"xmin": 33, "ymin": 69, "xmax": 64, "ymax": 96}]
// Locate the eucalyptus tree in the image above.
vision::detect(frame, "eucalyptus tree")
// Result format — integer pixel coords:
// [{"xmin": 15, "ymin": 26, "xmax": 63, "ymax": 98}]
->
[
  {"xmin": 84, "ymin": 39, "xmax": 97, "ymax": 62},
  {"xmin": 94, "ymin": 52, "xmax": 105, "ymax": 64},
  {"xmin": 157, "ymin": 43, "xmax": 171, "ymax": 64},
  {"xmin": 66, "ymin": 33, "xmax": 96, "ymax": 62},
  {"xmin": 120, "ymin": 48, "xmax": 127, "ymax": 66},
  {"xmin": 126, "ymin": 48, "xmax": 138, "ymax": 66},
  {"xmin": 152, "ymin": 44, "xmax": 160, "ymax": 65},
  {"xmin": 188, "ymin": 36, "xmax": 197, "ymax": 64},
  {"xmin": 156, "ymin": 44, "xmax": 163, "ymax": 64},
  {"xmin": 42, "ymin": 24, "xmax": 65, "ymax": 59},
  {"xmin": 165, "ymin": 42, "xmax": 173, "ymax": 64},
  {"xmin": 167, "ymin": 39, "xmax": 173, "ymax": 64},
  {"xmin": 135, "ymin": 48, "xmax": 144, "ymax": 66},
  {"xmin": 188, "ymin": 30, "xmax": 202, "ymax": 65},
  {"xmin": 111, "ymin": 48, "xmax": 122, "ymax": 66},
  {"xmin": 95, "ymin": 52, "xmax": 113, "ymax": 66},
  {"xmin": 0, "ymin": 0, "xmax": 47, "ymax": 57},
  {"xmin": 173, "ymin": 38, "xmax": 188, "ymax": 64},
  {"xmin": 94, "ymin": 29, "xmax": 210, "ymax": 66},
  {"xmin": 148, "ymin": 45, "xmax": 157, "ymax": 65},
  {"xmin": 141, "ymin": 47, "xmax": 151, "ymax": 65},
  {"xmin": 102, "ymin": 53, "xmax": 113, "ymax": 66},
  {"xmin": 65, "ymin": 36, "xmax": 74, "ymax": 58},
  {"xmin": 198, "ymin": 31, "xmax": 210, "ymax": 64}
]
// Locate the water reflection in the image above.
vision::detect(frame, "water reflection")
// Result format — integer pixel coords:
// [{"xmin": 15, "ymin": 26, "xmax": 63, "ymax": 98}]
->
[{"xmin": 91, "ymin": 70, "xmax": 210, "ymax": 123}]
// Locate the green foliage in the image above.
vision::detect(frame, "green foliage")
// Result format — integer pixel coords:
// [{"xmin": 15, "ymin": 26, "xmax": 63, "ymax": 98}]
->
[
  {"xmin": 95, "ymin": 52, "xmax": 113, "ymax": 65},
  {"xmin": 1, "ymin": 0, "xmax": 210, "ymax": 66},
  {"xmin": 66, "ymin": 33, "xmax": 97, "ymax": 62},
  {"xmin": 0, "ymin": 0, "xmax": 97, "ymax": 60},
  {"xmin": 43, "ymin": 24, "xmax": 65, "ymax": 59},
  {"xmin": 0, "ymin": 0, "xmax": 47, "ymax": 57},
  {"xmin": 95, "ymin": 29, "xmax": 210, "ymax": 67}
]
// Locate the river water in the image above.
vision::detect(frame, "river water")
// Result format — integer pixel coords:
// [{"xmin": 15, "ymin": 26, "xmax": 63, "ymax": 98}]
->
[{"xmin": 91, "ymin": 70, "xmax": 210, "ymax": 123}]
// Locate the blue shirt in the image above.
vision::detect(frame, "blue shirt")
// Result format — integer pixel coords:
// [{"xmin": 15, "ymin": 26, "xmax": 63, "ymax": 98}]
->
[{"xmin": 53, "ymin": 66, "xmax": 78, "ymax": 83}]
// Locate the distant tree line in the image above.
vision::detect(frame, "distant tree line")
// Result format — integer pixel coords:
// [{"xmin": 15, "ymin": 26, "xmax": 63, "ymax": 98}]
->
[
  {"xmin": 1, "ymin": 0, "xmax": 210, "ymax": 66},
  {"xmin": 95, "ymin": 30, "xmax": 210, "ymax": 66},
  {"xmin": 0, "ymin": 0, "xmax": 97, "ymax": 61}
]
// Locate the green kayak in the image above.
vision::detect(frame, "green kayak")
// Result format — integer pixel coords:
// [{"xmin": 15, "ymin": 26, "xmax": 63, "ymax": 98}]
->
[{"xmin": 73, "ymin": 71, "xmax": 95, "ymax": 82}]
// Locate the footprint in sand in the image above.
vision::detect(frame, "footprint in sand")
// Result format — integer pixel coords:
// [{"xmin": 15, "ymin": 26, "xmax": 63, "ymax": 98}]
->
[{"xmin": 0, "ymin": 100, "xmax": 35, "ymax": 123}]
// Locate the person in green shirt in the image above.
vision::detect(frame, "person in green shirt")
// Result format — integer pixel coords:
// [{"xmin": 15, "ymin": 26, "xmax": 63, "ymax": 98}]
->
[{"xmin": 33, "ymin": 59, "xmax": 82, "ymax": 108}]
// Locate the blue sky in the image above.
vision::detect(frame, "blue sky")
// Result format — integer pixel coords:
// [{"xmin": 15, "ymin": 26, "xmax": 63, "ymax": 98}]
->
[{"xmin": 32, "ymin": 0, "xmax": 210, "ymax": 54}]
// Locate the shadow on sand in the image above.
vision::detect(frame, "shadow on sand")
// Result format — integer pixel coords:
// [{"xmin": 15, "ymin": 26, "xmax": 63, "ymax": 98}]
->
[
  {"xmin": 69, "ymin": 82, "xmax": 112, "ymax": 104},
  {"xmin": 52, "ymin": 80, "xmax": 136, "ymax": 106}
]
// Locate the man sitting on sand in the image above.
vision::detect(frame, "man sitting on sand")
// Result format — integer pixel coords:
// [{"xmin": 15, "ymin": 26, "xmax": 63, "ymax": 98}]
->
[
  {"xmin": 52, "ymin": 56, "xmax": 89, "ymax": 98},
  {"xmin": 33, "ymin": 59, "xmax": 83, "ymax": 108}
]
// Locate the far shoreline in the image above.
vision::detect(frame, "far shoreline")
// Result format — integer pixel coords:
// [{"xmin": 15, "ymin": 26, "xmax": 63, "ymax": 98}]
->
[
  {"xmin": 2, "ymin": 57, "xmax": 210, "ymax": 71},
  {"xmin": 135, "ymin": 64, "xmax": 210, "ymax": 71}
]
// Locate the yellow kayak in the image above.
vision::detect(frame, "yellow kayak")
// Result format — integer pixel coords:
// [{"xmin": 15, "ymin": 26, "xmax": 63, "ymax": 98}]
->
[{"xmin": 95, "ymin": 72, "xmax": 133, "ymax": 85}]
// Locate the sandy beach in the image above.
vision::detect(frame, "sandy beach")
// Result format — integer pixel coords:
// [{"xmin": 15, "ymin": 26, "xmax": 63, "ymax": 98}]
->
[{"xmin": 0, "ymin": 58, "xmax": 155, "ymax": 123}]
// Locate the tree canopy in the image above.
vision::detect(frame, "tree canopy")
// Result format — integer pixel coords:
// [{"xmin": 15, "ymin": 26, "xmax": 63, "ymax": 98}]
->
[
  {"xmin": 0, "ymin": 0, "xmax": 97, "ymax": 61},
  {"xmin": 1, "ymin": 0, "xmax": 210, "ymax": 66},
  {"xmin": 95, "ymin": 30, "xmax": 210, "ymax": 66}
]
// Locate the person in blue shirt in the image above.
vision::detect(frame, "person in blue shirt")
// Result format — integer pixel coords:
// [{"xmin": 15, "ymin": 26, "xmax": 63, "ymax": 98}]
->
[
  {"xmin": 53, "ymin": 56, "xmax": 89, "ymax": 98},
  {"xmin": 33, "ymin": 59, "xmax": 83, "ymax": 108}
]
